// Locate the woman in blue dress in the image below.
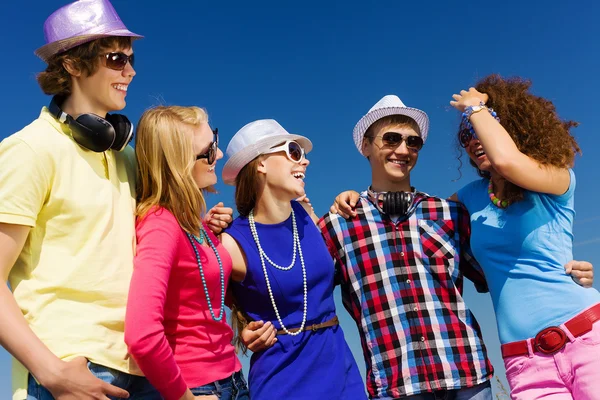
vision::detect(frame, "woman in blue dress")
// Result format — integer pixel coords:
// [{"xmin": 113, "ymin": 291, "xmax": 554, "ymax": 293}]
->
[{"xmin": 219, "ymin": 119, "xmax": 366, "ymax": 399}]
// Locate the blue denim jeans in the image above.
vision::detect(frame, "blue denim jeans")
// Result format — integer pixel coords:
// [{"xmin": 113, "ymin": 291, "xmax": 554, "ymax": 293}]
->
[
  {"xmin": 401, "ymin": 380, "xmax": 492, "ymax": 400},
  {"xmin": 26, "ymin": 361, "xmax": 162, "ymax": 400},
  {"xmin": 190, "ymin": 371, "xmax": 249, "ymax": 400}
]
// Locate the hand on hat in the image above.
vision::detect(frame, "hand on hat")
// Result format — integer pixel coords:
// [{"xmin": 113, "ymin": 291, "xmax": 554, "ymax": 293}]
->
[{"xmin": 450, "ymin": 87, "xmax": 489, "ymax": 112}]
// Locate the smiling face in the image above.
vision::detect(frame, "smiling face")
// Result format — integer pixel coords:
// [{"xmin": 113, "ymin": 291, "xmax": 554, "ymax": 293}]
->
[
  {"xmin": 466, "ymin": 139, "xmax": 492, "ymax": 171},
  {"xmin": 259, "ymin": 140, "xmax": 310, "ymax": 200},
  {"xmin": 70, "ymin": 46, "xmax": 136, "ymax": 116},
  {"xmin": 362, "ymin": 122, "xmax": 421, "ymax": 192},
  {"xmin": 191, "ymin": 122, "xmax": 223, "ymax": 189},
  {"xmin": 460, "ymin": 125, "xmax": 495, "ymax": 174}
]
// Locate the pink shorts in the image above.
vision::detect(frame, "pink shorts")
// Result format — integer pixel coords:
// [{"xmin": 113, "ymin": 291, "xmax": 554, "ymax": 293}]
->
[{"xmin": 503, "ymin": 311, "xmax": 600, "ymax": 399}]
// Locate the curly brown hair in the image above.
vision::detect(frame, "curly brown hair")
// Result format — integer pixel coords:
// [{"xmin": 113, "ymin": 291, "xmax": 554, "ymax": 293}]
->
[
  {"xmin": 37, "ymin": 36, "xmax": 133, "ymax": 96},
  {"xmin": 457, "ymin": 74, "xmax": 581, "ymax": 203}
]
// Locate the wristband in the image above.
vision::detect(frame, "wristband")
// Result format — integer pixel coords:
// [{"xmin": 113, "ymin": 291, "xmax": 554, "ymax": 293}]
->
[{"xmin": 461, "ymin": 102, "xmax": 500, "ymax": 136}]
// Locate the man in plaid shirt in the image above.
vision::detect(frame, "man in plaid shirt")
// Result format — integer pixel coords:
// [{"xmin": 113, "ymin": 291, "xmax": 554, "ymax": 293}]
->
[{"xmin": 318, "ymin": 95, "xmax": 494, "ymax": 399}]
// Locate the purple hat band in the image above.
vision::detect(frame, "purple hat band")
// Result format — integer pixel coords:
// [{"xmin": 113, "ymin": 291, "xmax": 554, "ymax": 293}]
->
[{"xmin": 35, "ymin": 0, "xmax": 142, "ymax": 62}]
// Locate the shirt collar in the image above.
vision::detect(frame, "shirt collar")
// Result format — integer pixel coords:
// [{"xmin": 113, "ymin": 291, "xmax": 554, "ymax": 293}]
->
[{"xmin": 39, "ymin": 106, "xmax": 73, "ymax": 138}]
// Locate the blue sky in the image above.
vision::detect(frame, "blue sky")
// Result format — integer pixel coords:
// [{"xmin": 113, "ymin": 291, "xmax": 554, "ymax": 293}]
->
[{"xmin": 1, "ymin": 0, "xmax": 599, "ymax": 396}]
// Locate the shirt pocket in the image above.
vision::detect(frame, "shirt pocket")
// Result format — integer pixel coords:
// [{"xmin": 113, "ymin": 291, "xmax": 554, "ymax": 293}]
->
[{"xmin": 418, "ymin": 219, "xmax": 457, "ymax": 259}]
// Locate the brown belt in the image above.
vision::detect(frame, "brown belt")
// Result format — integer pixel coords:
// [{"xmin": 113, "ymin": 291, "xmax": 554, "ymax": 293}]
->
[
  {"xmin": 276, "ymin": 316, "xmax": 339, "ymax": 336},
  {"xmin": 501, "ymin": 303, "xmax": 600, "ymax": 359}
]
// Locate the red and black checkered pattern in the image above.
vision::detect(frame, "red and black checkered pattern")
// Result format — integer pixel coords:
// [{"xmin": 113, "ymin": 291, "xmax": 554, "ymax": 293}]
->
[{"xmin": 319, "ymin": 192, "xmax": 494, "ymax": 398}]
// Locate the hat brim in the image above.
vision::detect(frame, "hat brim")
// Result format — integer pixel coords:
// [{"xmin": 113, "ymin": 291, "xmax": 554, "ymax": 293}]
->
[
  {"xmin": 222, "ymin": 134, "xmax": 313, "ymax": 186},
  {"xmin": 352, "ymin": 106, "xmax": 429, "ymax": 156},
  {"xmin": 34, "ymin": 30, "xmax": 143, "ymax": 62}
]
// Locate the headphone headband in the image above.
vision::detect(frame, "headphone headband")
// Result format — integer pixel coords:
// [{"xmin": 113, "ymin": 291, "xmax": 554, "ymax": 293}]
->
[
  {"xmin": 47, "ymin": 96, "xmax": 133, "ymax": 152},
  {"xmin": 367, "ymin": 186, "xmax": 418, "ymax": 217},
  {"xmin": 48, "ymin": 96, "xmax": 71, "ymax": 124}
]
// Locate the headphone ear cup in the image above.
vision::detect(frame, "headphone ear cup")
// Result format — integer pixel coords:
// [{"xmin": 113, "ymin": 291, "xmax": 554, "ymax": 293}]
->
[
  {"xmin": 386, "ymin": 192, "xmax": 393, "ymax": 215},
  {"xmin": 389, "ymin": 192, "xmax": 398, "ymax": 215},
  {"xmin": 70, "ymin": 114, "xmax": 116, "ymax": 152},
  {"xmin": 381, "ymin": 192, "xmax": 389, "ymax": 214},
  {"xmin": 106, "ymin": 114, "xmax": 133, "ymax": 151},
  {"xmin": 399, "ymin": 192, "xmax": 408, "ymax": 215}
]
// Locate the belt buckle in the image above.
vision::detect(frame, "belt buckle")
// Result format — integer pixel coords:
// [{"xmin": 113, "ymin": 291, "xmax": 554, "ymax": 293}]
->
[{"xmin": 534, "ymin": 326, "xmax": 567, "ymax": 355}]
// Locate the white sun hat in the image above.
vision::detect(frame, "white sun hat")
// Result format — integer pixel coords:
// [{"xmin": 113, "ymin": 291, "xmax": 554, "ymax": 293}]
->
[
  {"xmin": 352, "ymin": 95, "xmax": 430, "ymax": 156},
  {"xmin": 222, "ymin": 119, "xmax": 313, "ymax": 186}
]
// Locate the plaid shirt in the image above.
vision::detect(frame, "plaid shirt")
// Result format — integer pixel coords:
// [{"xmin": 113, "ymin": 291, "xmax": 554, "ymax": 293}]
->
[{"xmin": 319, "ymin": 191, "xmax": 493, "ymax": 399}]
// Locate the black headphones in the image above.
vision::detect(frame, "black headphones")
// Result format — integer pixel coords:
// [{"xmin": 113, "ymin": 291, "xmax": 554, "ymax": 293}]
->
[
  {"xmin": 368, "ymin": 186, "xmax": 417, "ymax": 217},
  {"xmin": 48, "ymin": 96, "xmax": 133, "ymax": 152}
]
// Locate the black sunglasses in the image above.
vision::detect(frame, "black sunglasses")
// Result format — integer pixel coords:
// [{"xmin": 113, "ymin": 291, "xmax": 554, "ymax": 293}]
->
[
  {"xmin": 375, "ymin": 132, "xmax": 424, "ymax": 151},
  {"xmin": 101, "ymin": 52, "xmax": 135, "ymax": 71},
  {"xmin": 196, "ymin": 128, "xmax": 219, "ymax": 164}
]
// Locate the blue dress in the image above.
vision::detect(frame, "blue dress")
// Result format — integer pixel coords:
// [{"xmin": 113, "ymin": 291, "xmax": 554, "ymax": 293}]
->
[{"xmin": 228, "ymin": 201, "xmax": 366, "ymax": 399}]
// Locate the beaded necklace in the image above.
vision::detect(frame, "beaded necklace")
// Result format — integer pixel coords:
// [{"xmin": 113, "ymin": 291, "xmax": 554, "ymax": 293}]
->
[
  {"xmin": 185, "ymin": 228, "xmax": 225, "ymax": 321},
  {"xmin": 248, "ymin": 208, "xmax": 308, "ymax": 336},
  {"xmin": 488, "ymin": 180, "xmax": 509, "ymax": 208}
]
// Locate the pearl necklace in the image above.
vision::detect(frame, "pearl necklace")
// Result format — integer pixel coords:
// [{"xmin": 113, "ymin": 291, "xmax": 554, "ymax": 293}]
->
[
  {"xmin": 186, "ymin": 228, "xmax": 225, "ymax": 321},
  {"xmin": 248, "ymin": 208, "xmax": 308, "ymax": 336},
  {"xmin": 488, "ymin": 180, "xmax": 509, "ymax": 208}
]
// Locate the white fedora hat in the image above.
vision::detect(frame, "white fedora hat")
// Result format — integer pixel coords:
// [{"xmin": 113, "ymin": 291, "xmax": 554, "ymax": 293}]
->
[
  {"xmin": 352, "ymin": 95, "xmax": 429, "ymax": 156},
  {"xmin": 222, "ymin": 119, "xmax": 313, "ymax": 186}
]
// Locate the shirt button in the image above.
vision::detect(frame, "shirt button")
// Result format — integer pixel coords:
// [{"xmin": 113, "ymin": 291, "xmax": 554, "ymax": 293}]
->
[
  {"xmin": 400, "ymin": 252, "xmax": 405, "ymax": 256},
  {"xmin": 406, "ymin": 279, "xmax": 411, "ymax": 284},
  {"xmin": 413, "ymin": 307, "xmax": 418, "ymax": 312},
  {"xmin": 420, "ymin": 336, "xmax": 425, "ymax": 342}
]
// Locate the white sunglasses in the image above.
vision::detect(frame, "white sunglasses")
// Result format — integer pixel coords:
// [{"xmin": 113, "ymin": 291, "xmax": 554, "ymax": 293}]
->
[{"xmin": 263, "ymin": 140, "xmax": 305, "ymax": 163}]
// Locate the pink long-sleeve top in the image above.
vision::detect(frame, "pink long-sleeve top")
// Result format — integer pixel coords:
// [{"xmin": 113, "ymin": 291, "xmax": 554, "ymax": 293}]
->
[{"xmin": 125, "ymin": 207, "xmax": 241, "ymax": 400}]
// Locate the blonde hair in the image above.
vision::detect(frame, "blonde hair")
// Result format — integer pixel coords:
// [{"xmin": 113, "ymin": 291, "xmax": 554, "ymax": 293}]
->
[{"xmin": 135, "ymin": 105, "xmax": 211, "ymax": 236}]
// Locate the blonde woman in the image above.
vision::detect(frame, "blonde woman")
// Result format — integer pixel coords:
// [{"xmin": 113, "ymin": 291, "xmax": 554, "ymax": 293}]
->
[{"xmin": 124, "ymin": 106, "xmax": 248, "ymax": 400}]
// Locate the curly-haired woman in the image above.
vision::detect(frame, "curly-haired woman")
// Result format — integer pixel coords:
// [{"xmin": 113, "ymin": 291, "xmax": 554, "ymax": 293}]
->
[{"xmin": 451, "ymin": 74, "xmax": 600, "ymax": 399}]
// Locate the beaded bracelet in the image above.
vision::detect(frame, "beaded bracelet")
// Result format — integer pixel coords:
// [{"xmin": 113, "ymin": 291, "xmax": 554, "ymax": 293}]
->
[
  {"xmin": 462, "ymin": 101, "xmax": 486, "ymax": 119},
  {"xmin": 461, "ymin": 102, "xmax": 500, "ymax": 135}
]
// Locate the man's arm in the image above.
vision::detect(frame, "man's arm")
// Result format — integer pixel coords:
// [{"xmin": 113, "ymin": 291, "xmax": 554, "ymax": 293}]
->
[
  {"xmin": 317, "ymin": 214, "xmax": 348, "ymax": 287},
  {"xmin": 454, "ymin": 205, "xmax": 489, "ymax": 293},
  {"xmin": 0, "ymin": 133, "xmax": 129, "ymax": 398},
  {"xmin": 0, "ymin": 223, "xmax": 129, "ymax": 399}
]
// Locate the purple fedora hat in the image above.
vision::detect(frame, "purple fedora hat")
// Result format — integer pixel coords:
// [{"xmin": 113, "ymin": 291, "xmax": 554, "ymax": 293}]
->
[{"xmin": 35, "ymin": 0, "xmax": 143, "ymax": 62}]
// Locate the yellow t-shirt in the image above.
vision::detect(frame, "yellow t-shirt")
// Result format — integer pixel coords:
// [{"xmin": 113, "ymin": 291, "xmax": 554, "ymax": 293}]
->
[{"xmin": 0, "ymin": 108, "xmax": 141, "ymax": 400}]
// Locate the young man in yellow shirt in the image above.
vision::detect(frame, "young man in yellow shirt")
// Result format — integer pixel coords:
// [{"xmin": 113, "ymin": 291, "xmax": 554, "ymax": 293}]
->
[{"xmin": 0, "ymin": 1, "xmax": 161, "ymax": 399}]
